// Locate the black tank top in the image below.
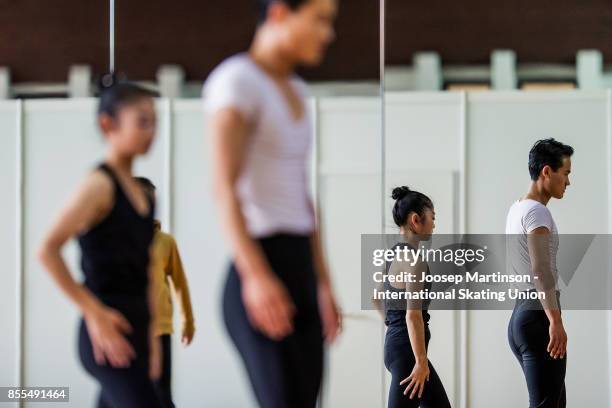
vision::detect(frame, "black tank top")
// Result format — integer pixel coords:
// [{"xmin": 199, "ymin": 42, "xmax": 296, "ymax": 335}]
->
[
  {"xmin": 78, "ymin": 163, "xmax": 155, "ymax": 301},
  {"xmin": 384, "ymin": 242, "xmax": 432, "ymax": 327}
]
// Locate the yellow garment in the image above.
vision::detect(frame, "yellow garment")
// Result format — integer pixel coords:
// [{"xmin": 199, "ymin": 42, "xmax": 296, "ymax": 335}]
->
[{"xmin": 151, "ymin": 221, "xmax": 195, "ymax": 336}]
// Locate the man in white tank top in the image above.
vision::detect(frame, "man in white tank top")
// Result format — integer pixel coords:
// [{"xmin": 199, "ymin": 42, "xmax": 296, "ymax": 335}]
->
[
  {"xmin": 506, "ymin": 198, "xmax": 559, "ymax": 292},
  {"xmin": 202, "ymin": 1, "xmax": 341, "ymax": 407},
  {"xmin": 202, "ymin": 53, "xmax": 315, "ymax": 238},
  {"xmin": 505, "ymin": 138, "xmax": 573, "ymax": 408}
]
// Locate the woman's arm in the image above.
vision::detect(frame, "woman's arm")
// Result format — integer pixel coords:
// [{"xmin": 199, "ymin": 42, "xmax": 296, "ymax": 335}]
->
[
  {"xmin": 38, "ymin": 172, "xmax": 109, "ymax": 313},
  {"xmin": 209, "ymin": 108, "xmax": 295, "ymax": 340},
  {"xmin": 393, "ymin": 258, "xmax": 429, "ymax": 399},
  {"xmin": 38, "ymin": 170, "xmax": 135, "ymax": 368},
  {"xmin": 167, "ymin": 237, "xmax": 195, "ymax": 345},
  {"xmin": 148, "ymin": 245, "xmax": 162, "ymax": 380}
]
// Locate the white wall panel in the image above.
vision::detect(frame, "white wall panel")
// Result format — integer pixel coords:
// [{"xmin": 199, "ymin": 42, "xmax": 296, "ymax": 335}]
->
[
  {"xmin": 0, "ymin": 101, "xmax": 19, "ymax": 408},
  {"xmin": 1, "ymin": 91, "xmax": 610, "ymax": 407},
  {"xmin": 466, "ymin": 91, "xmax": 610, "ymax": 408},
  {"xmin": 317, "ymin": 97, "xmax": 384, "ymax": 407},
  {"xmin": 23, "ymin": 100, "xmax": 102, "ymax": 408},
  {"xmin": 170, "ymin": 100, "xmax": 254, "ymax": 407}
]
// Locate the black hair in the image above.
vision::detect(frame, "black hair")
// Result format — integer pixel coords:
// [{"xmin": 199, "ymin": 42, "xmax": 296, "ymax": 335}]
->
[
  {"xmin": 257, "ymin": 0, "xmax": 310, "ymax": 24},
  {"xmin": 135, "ymin": 177, "xmax": 156, "ymax": 191},
  {"xmin": 97, "ymin": 77, "xmax": 158, "ymax": 119},
  {"xmin": 391, "ymin": 186, "xmax": 433, "ymax": 228},
  {"xmin": 528, "ymin": 138, "xmax": 574, "ymax": 181}
]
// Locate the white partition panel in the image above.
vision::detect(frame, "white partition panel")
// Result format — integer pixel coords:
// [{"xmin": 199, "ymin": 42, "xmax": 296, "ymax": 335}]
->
[
  {"xmin": 23, "ymin": 100, "xmax": 102, "ymax": 408},
  {"xmin": 170, "ymin": 100, "xmax": 253, "ymax": 407},
  {"xmin": 386, "ymin": 93, "xmax": 462, "ymax": 172},
  {"xmin": 0, "ymin": 102, "xmax": 19, "ymax": 408},
  {"xmin": 3, "ymin": 91, "xmax": 611, "ymax": 408},
  {"xmin": 319, "ymin": 175, "xmax": 383, "ymax": 408},
  {"xmin": 466, "ymin": 91, "xmax": 610, "ymax": 408},
  {"xmin": 316, "ymin": 98, "xmax": 384, "ymax": 408}
]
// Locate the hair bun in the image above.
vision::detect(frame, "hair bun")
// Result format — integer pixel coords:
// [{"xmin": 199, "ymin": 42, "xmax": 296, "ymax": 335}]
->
[
  {"xmin": 98, "ymin": 72, "xmax": 129, "ymax": 92},
  {"xmin": 391, "ymin": 186, "xmax": 411, "ymax": 200}
]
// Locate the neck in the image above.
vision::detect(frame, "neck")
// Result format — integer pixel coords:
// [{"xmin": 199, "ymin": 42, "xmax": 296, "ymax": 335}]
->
[
  {"xmin": 249, "ymin": 27, "xmax": 294, "ymax": 78},
  {"xmin": 399, "ymin": 229, "xmax": 420, "ymax": 248},
  {"xmin": 105, "ymin": 149, "xmax": 134, "ymax": 176},
  {"xmin": 524, "ymin": 181, "xmax": 551, "ymax": 206}
]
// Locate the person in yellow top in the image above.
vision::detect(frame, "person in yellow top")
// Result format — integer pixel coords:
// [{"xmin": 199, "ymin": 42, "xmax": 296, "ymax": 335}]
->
[{"xmin": 136, "ymin": 177, "xmax": 195, "ymax": 408}]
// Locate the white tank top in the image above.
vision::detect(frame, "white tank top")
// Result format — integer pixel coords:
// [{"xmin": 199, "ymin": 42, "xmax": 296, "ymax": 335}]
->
[
  {"xmin": 505, "ymin": 199, "xmax": 559, "ymax": 291},
  {"xmin": 202, "ymin": 53, "xmax": 315, "ymax": 238}
]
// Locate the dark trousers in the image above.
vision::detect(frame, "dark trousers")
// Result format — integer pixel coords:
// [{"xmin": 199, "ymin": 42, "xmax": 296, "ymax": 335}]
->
[
  {"xmin": 508, "ymin": 296, "xmax": 567, "ymax": 408},
  {"xmin": 154, "ymin": 334, "xmax": 175, "ymax": 408},
  {"xmin": 78, "ymin": 317, "xmax": 163, "ymax": 408},
  {"xmin": 384, "ymin": 325, "xmax": 451, "ymax": 408},
  {"xmin": 222, "ymin": 234, "xmax": 324, "ymax": 408}
]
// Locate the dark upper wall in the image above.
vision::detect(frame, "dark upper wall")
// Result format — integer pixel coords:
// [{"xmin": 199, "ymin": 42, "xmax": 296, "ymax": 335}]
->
[
  {"xmin": 2, "ymin": 0, "xmax": 611, "ymax": 83},
  {"xmin": 386, "ymin": 0, "xmax": 612, "ymax": 66},
  {"xmin": 0, "ymin": 0, "xmax": 108, "ymax": 82},
  {"xmin": 0, "ymin": 0, "xmax": 379, "ymax": 83}
]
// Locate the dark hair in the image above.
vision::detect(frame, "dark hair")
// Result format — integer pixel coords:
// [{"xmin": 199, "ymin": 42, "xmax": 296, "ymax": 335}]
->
[
  {"xmin": 135, "ymin": 177, "xmax": 156, "ymax": 191},
  {"xmin": 257, "ymin": 0, "xmax": 309, "ymax": 24},
  {"xmin": 97, "ymin": 79, "xmax": 157, "ymax": 119},
  {"xmin": 391, "ymin": 186, "xmax": 433, "ymax": 228},
  {"xmin": 528, "ymin": 138, "xmax": 574, "ymax": 181}
]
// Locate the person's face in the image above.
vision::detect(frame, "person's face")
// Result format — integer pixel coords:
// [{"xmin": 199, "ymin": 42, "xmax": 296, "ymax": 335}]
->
[
  {"xmin": 408, "ymin": 207, "xmax": 436, "ymax": 239},
  {"xmin": 544, "ymin": 156, "xmax": 571, "ymax": 199},
  {"xmin": 101, "ymin": 98, "xmax": 156, "ymax": 156},
  {"xmin": 275, "ymin": 0, "xmax": 337, "ymax": 66}
]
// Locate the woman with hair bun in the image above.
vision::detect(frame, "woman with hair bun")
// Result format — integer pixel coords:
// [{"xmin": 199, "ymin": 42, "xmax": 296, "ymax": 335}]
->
[{"xmin": 383, "ymin": 186, "xmax": 451, "ymax": 408}]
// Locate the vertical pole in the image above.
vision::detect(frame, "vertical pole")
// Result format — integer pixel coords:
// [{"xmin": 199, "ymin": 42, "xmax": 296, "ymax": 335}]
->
[
  {"xmin": 458, "ymin": 91, "xmax": 469, "ymax": 408},
  {"xmin": 16, "ymin": 99, "xmax": 25, "ymax": 408},
  {"xmin": 379, "ymin": 0, "xmax": 386, "ymax": 407},
  {"xmin": 606, "ymin": 89, "xmax": 612, "ymax": 408},
  {"xmin": 109, "ymin": 0, "xmax": 115, "ymax": 73}
]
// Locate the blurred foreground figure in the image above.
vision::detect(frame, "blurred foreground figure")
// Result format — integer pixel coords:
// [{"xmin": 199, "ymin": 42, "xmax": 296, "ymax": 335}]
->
[
  {"xmin": 39, "ymin": 83, "xmax": 164, "ymax": 407},
  {"xmin": 203, "ymin": 0, "xmax": 342, "ymax": 406}
]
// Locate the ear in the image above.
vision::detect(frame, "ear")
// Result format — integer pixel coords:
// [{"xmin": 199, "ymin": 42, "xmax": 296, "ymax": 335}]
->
[
  {"xmin": 98, "ymin": 113, "xmax": 116, "ymax": 135},
  {"xmin": 410, "ymin": 212, "xmax": 421, "ymax": 227},
  {"xmin": 267, "ymin": 1, "xmax": 291, "ymax": 22},
  {"xmin": 541, "ymin": 164, "xmax": 552, "ymax": 180}
]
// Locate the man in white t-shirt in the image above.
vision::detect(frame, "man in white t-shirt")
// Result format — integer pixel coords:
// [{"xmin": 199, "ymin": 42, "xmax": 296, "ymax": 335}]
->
[{"xmin": 506, "ymin": 138, "xmax": 573, "ymax": 408}]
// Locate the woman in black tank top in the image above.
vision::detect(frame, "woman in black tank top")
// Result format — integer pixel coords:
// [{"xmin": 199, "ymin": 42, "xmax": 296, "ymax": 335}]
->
[
  {"xmin": 382, "ymin": 186, "xmax": 451, "ymax": 408},
  {"xmin": 39, "ymin": 82, "xmax": 164, "ymax": 408}
]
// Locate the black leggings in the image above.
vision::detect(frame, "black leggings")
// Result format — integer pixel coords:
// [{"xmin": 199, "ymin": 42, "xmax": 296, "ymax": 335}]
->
[
  {"xmin": 384, "ymin": 326, "xmax": 451, "ymax": 408},
  {"xmin": 222, "ymin": 234, "xmax": 324, "ymax": 408},
  {"xmin": 508, "ymin": 296, "xmax": 566, "ymax": 408},
  {"xmin": 78, "ymin": 314, "xmax": 163, "ymax": 408},
  {"xmin": 153, "ymin": 334, "xmax": 175, "ymax": 408}
]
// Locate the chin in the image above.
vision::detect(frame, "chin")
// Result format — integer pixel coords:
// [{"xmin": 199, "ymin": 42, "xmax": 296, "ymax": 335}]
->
[
  {"xmin": 138, "ymin": 145, "xmax": 152, "ymax": 155},
  {"xmin": 143, "ymin": 140, "xmax": 155, "ymax": 153},
  {"xmin": 301, "ymin": 52, "xmax": 324, "ymax": 67}
]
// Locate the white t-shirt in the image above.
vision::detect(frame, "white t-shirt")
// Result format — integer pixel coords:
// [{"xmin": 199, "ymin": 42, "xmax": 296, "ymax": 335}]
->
[
  {"xmin": 505, "ymin": 199, "xmax": 559, "ymax": 291},
  {"xmin": 202, "ymin": 53, "xmax": 315, "ymax": 238}
]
